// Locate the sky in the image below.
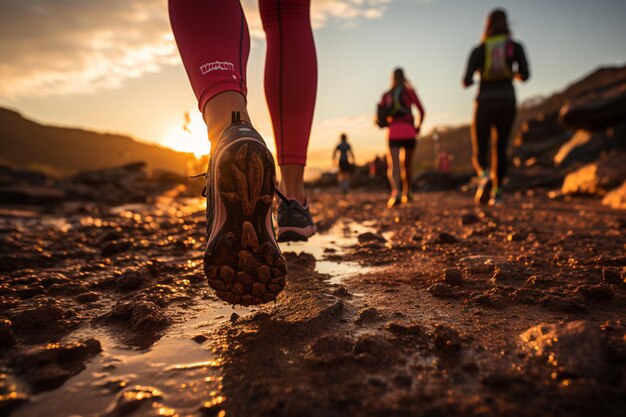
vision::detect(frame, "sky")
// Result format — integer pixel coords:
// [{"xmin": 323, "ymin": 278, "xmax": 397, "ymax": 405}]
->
[{"xmin": 1, "ymin": 0, "xmax": 625, "ymax": 174}]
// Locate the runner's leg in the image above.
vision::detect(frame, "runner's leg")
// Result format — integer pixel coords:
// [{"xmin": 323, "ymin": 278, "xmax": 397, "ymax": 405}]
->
[
  {"xmin": 168, "ymin": 0, "xmax": 250, "ymax": 144},
  {"xmin": 260, "ymin": 0, "xmax": 317, "ymax": 203},
  {"xmin": 493, "ymin": 99, "xmax": 517, "ymax": 189},
  {"xmin": 471, "ymin": 101, "xmax": 491, "ymax": 176}
]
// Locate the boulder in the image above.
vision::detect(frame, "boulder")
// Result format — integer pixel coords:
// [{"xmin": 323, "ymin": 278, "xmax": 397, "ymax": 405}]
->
[
  {"xmin": 554, "ymin": 129, "xmax": 613, "ymax": 167},
  {"xmin": 517, "ymin": 111, "xmax": 566, "ymax": 144},
  {"xmin": 560, "ymin": 89, "xmax": 626, "ymax": 131},
  {"xmin": 519, "ymin": 321, "xmax": 607, "ymax": 379},
  {"xmin": 561, "ymin": 152, "xmax": 626, "ymax": 196},
  {"xmin": 0, "ymin": 184, "xmax": 66, "ymax": 204},
  {"xmin": 602, "ymin": 180, "xmax": 626, "ymax": 209}
]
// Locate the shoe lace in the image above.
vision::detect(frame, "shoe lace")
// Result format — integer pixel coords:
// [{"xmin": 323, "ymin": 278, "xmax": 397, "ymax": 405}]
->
[
  {"xmin": 189, "ymin": 110, "xmax": 291, "ymax": 204},
  {"xmin": 189, "ymin": 168, "xmax": 290, "ymax": 204}
]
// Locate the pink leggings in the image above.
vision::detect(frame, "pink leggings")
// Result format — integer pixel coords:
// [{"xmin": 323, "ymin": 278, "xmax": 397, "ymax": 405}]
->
[{"xmin": 168, "ymin": 0, "xmax": 317, "ymax": 166}]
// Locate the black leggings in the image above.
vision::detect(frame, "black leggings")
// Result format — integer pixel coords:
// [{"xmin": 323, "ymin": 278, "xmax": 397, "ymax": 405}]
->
[{"xmin": 471, "ymin": 97, "xmax": 516, "ymax": 187}]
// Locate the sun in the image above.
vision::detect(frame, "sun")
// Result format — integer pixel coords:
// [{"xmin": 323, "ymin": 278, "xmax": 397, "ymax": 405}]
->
[{"xmin": 161, "ymin": 111, "xmax": 211, "ymax": 158}]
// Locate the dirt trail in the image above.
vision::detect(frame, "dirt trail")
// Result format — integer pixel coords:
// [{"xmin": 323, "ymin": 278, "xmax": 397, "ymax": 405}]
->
[{"xmin": 1, "ymin": 189, "xmax": 625, "ymax": 417}]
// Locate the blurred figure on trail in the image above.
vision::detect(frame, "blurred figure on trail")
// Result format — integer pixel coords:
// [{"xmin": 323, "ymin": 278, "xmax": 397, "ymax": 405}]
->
[
  {"xmin": 169, "ymin": 0, "xmax": 317, "ymax": 306},
  {"xmin": 438, "ymin": 151, "xmax": 450, "ymax": 172},
  {"xmin": 463, "ymin": 8, "xmax": 529, "ymax": 206},
  {"xmin": 333, "ymin": 133, "xmax": 355, "ymax": 194},
  {"xmin": 377, "ymin": 67, "xmax": 426, "ymax": 208}
]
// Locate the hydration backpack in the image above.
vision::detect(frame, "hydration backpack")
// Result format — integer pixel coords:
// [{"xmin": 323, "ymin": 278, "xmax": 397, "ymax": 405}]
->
[
  {"xmin": 376, "ymin": 87, "xmax": 411, "ymax": 128},
  {"xmin": 482, "ymin": 35, "xmax": 514, "ymax": 81}
]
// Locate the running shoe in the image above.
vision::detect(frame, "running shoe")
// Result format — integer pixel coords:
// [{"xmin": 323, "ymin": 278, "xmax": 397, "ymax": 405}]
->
[
  {"xmin": 488, "ymin": 188, "xmax": 503, "ymax": 207},
  {"xmin": 276, "ymin": 198, "xmax": 317, "ymax": 242},
  {"xmin": 387, "ymin": 194, "xmax": 401, "ymax": 208},
  {"xmin": 401, "ymin": 192, "xmax": 413, "ymax": 204},
  {"xmin": 474, "ymin": 172, "xmax": 492, "ymax": 205},
  {"xmin": 202, "ymin": 112, "xmax": 286, "ymax": 306}
]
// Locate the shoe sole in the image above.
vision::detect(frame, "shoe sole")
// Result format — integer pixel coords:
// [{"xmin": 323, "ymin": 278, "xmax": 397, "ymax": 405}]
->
[{"xmin": 204, "ymin": 137, "xmax": 286, "ymax": 306}]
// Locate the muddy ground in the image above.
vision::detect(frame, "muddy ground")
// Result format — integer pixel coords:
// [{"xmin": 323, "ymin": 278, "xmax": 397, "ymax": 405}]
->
[{"xmin": 1, "ymin": 187, "xmax": 625, "ymax": 417}]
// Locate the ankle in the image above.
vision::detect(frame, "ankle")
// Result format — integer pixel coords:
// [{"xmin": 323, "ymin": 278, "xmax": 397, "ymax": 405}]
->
[
  {"xmin": 279, "ymin": 164, "xmax": 306, "ymax": 204},
  {"xmin": 202, "ymin": 91, "xmax": 250, "ymax": 145}
]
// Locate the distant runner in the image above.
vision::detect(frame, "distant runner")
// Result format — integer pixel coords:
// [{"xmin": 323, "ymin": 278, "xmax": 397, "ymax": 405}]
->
[
  {"xmin": 333, "ymin": 133, "xmax": 355, "ymax": 194},
  {"xmin": 377, "ymin": 68, "xmax": 426, "ymax": 208},
  {"xmin": 463, "ymin": 8, "xmax": 530, "ymax": 206}
]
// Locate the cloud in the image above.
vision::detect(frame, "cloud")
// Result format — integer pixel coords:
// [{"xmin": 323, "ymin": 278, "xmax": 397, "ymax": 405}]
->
[
  {"xmin": 0, "ymin": 0, "xmax": 392, "ymax": 98},
  {"xmin": 0, "ymin": 0, "xmax": 178, "ymax": 97}
]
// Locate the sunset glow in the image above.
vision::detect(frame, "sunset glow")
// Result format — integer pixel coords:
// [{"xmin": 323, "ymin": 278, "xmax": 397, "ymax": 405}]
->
[{"xmin": 161, "ymin": 111, "xmax": 211, "ymax": 158}]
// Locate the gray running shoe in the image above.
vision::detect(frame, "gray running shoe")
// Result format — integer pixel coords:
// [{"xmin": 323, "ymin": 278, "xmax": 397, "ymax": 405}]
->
[
  {"xmin": 488, "ymin": 189, "xmax": 503, "ymax": 207},
  {"xmin": 276, "ymin": 198, "xmax": 317, "ymax": 242},
  {"xmin": 202, "ymin": 112, "xmax": 286, "ymax": 306},
  {"xmin": 474, "ymin": 173, "xmax": 492, "ymax": 205}
]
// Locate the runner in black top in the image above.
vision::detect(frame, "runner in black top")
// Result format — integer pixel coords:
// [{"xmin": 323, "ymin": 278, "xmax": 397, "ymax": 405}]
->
[
  {"xmin": 333, "ymin": 133, "xmax": 355, "ymax": 194},
  {"xmin": 463, "ymin": 8, "xmax": 529, "ymax": 206}
]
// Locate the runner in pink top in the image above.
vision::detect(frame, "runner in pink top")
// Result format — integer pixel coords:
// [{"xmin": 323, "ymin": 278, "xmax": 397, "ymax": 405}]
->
[{"xmin": 378, "ymin": 68, "xmax": 426, "ymax": 207}]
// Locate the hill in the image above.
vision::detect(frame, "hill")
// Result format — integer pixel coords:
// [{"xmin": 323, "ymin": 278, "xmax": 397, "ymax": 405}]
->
[{"xmin": 0, "ymin": 108, "xmax": 192, "ymax": 176}]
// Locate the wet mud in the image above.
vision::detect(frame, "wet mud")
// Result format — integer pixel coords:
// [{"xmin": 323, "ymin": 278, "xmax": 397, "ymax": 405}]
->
[{"xmin": 1, "ymin": 188, "xmax": 625, "ymax": 416}]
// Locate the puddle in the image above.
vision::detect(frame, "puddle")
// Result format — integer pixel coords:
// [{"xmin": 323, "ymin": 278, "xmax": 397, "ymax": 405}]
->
[
  {"xmin": 10, "ymin": 201, "xmax": 379, "ymax": 416},
  {"xmin": 282, "ymin": 219, "xmax": 377, "ymax": 285},
  {"xmin": 12, "ymin": 302, "xmax": 252, "ymax": 417}
]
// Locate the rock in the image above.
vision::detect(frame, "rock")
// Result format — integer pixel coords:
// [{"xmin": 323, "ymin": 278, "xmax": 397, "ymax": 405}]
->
[
  {"xmin": 490, "ymin": 268, "xmax": 525, "ymax": 288},
  {"xmin": 510, "ymin": 288, "xmax": 542, "ymax": 305},
  {"xmin": 229, "ymin": 313, "xmax": 240, "ymax": 323},
  {"xmin": 442, "ymin": 268, "xmax": 463, "ymax": 286},
  {"xmin": 107, "ymin": 300, "xmax": 169, "ymax": 331},
  {"xmin": 602, "ymin": 267, "xmax": 625, "ymax": 285},
  {"xmin": 0, "ymin": 184, "xmax": 66, "ymax": 204},
  {"xmin": 101, "ymin": 239, "xmax": 133, "ymax": 257},
  {"xmin": 561, "ymin": 152, "xmax": 626, "ymax": 196},
  {"xmin": 539, "ymin": 294, "xmax": 585, "ymax": 312},
  {"xmin": 393, "ymin": 374, "xmax": 413, "ymax": 388},
  {"xmin": 574, "ymin": 284, "xmax": 615, "ymax": 301},
  {"xmin": 353, "ymin": 335, "xmax": 398, "ymax": 364},
  {"xmin": 436, "ymin": 232, "xmax": 458, "ymax": 244},
  {"xmin": 355, "ymin": 307, "xmax": 382, "ymax": 325},
  {"xmin": 332, "ymin": 286, "xmax": 351, "ymax": 297},
  {"xmin": 116, "ymin": 267, "xmax": 150, "ymax": 290},
  {"xmin": 386, "ymin": 322, "xmax": 429, "ymax": 346},
  {"xmin": 107, "ymin": 385, "xmax": 163, "ymax": 416},
  {"xmin": 470, "ymin": 288, "xmax": 508, "ymax": 309},
  {"xmin": 200, "ymin": 394, "xmax": 226, "ymax": 416},
  {"xmin": 460, "ymin": 213, "xmax": 480, "ymax": 225},
  {"xmin": 560, "ymin": 90, "xmax": 626, "ymax": 131},
  {"xmin": 12, "ymin": 300, "xmax": 77, "ymax": 333},
  {"xmin": 433, "ymin": 325, "xmax": 463, "ymax": 353},
  {"xmin": 75, "ymin": 291, "xmax": 100, "ymax": 303},
  {"xmin": 519, "ymin": 321, "xmax": 607, "ymax": 379},
  {"xmin": 524, "ymin": 275, "xmax": 554, "ymax": 289},
  {"xmin": 457, "ymin": 255, "xmax": 501, "ymax": 274},
  {"xmin": 0, "ymin": 373, "xmax": 28, "ymax": 412},
  {"xmin": 192, "ymin": 334, "xmax": 208, "ymax": 344},
  {"xmin": 9, "ymin": 339, "xmax": 101, "ymax": 392},
  {"xmin": 0, "ymin": 319, "xmax": 16, "ymax": 349},
  {"xmin": 427, "ymin": 282, "xmax": 459, "ymax": 299},
  {"xmin": 602, "ymin": 180, "xmax": 626, "ymax": 209},
  {"xmin": 305, "ymin": 335, "xmax": 353, "ymax": 364},
  {"xmin": 554, "ymin": 129, "xmax": 615, "ymax": 167},
  {"xmin": 357, "ymin": 232, "xmax": 387, "ymax": 244}
]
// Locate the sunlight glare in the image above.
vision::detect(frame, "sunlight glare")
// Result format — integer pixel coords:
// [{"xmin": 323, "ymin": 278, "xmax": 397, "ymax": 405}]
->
[{"xmin": 161, "ymin": 111, "xmax": 211, "ymax": 158}]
